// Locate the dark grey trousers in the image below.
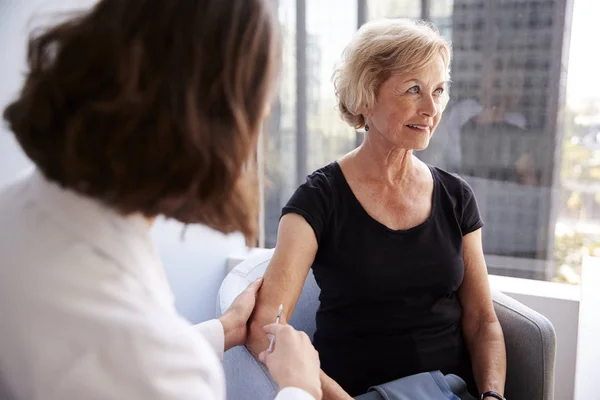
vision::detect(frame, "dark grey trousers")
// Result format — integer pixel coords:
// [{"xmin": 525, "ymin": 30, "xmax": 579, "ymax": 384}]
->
[{"xmin": 354, "ymin": 372, "xmax": 478, "ymax": 400}]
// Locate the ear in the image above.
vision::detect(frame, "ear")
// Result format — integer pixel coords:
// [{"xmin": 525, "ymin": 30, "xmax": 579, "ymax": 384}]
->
[{"xmin": 360, "ymin": 102, "xmax": 374, "ymax": 119}]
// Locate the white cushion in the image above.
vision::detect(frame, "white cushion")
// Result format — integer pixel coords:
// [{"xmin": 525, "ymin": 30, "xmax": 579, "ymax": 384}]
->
[{"xmin": 217, "ymin": 248, "xmax": 274, "ymax": 316}]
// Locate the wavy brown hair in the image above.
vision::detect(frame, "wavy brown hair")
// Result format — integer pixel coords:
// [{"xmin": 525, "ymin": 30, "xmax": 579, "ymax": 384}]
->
[{"xmin": 3, "ymin": 0, "xmax": 280, "ymax": 244}]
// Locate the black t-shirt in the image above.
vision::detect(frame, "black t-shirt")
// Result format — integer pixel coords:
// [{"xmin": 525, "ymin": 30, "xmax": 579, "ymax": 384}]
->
[{"xmin": 281, "ymin": 161, "xmax": 483, "ymax": 396}]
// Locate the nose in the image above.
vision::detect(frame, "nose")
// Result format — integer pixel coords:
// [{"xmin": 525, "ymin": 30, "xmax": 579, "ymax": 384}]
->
[{"xmin": 418, "ymin": 94, "xmax": 438, "ymax": 118}]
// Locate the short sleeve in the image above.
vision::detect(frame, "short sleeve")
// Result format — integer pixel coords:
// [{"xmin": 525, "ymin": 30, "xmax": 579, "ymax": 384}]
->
[
  {"xmin": 281, "ymin": 169, "xmax": 334, "ymax": 245},
  {"xmin": 460, "ymin": 179, "xmax": 484, "ymax": 236}
]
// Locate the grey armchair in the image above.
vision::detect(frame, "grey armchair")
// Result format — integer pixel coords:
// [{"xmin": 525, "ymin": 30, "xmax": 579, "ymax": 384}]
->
[{"xmin": 218, "ymin": 249, "xmax": 556, "ymax": 400}]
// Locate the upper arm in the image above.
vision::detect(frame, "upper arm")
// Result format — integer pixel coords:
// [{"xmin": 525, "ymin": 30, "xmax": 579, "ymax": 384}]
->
[
  {"xmin": 458, "ymin": 178, "xmax": 484, "ymax": 236},
  {"xmin": 456, "ymin": 176, "xmax": 495, "ymax": 329},
  {"xmin": 248, "ymin": 213, "xmax": 318, "ymax": 354},
  {"xmin": 458, "ymin": 228, "xmax": 498, "ymax": 336},
  {"xmin": 249, "ymin": 168, "xmax": 333, "ymax": 354}
]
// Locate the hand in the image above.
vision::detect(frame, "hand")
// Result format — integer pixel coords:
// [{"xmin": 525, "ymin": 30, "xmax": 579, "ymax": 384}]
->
[
  {"xmin": 258, "ymin": 324, "xmax": 322, "ymax": 400},
  {"xmin": 219, "ymin": 277, "xmax": 263, "ymax": 351}
]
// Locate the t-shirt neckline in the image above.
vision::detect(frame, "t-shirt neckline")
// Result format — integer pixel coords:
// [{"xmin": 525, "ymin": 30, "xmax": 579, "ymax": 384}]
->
[{"xmin": 332, "ymin": 160, "xmax": 438, "ymax": 234}]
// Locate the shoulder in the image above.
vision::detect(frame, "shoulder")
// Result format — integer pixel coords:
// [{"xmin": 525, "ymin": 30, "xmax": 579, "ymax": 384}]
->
[
  {"xmin": 303, "ymin": 162, "xmax": 339, "ymax": 189},
  {"xmin": 429, "ymin": 165, "xmax": 479, "ymax": 214},
  {"xmin": 430, "ymin": 165, "xmax": 483, "ymax": 233},
  {"xmin": 282, "ymin": 162, "xmax": 341, "ymax": 243},
  {"xmin": 430, "ymin": 165, "xmax": 471, "ymax": 194},
  {"xmin": 286, "ymin": 162, "xmax": 340, "ymax": 203}
]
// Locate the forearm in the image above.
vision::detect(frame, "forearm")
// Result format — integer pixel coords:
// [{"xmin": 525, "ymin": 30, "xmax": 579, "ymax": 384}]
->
[
  {"xmin": 465, "ymin": 319, "xmax": 506, "ymax": 395},
  {"xmin": 320, "ymin": 369, "xmax": 353, "ymax": 400},
  {"xmin": 218, "ymin": 313, "xmax": 241, "ymax": 352},
  {"xmin": 247, "ymin": 319, "xmax": 271, "ymax": 357}
]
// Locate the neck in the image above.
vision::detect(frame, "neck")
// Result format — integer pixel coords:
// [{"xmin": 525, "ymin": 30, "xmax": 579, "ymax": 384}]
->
[{"xmin": 355, "ymin": 132, "xmax": 417, "ymax": 186}]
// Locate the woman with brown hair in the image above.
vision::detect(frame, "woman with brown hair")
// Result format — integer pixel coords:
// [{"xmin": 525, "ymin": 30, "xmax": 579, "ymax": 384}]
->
[{"xmin": 0, "ymin": 1, "xmax": 321, "ymax": 399}]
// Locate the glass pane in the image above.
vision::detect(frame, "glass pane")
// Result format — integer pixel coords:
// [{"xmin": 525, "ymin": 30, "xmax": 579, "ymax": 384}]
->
[
  {"xmin": 262, "ymin": 0, "xmax": 297, "ymax": 247},
  {"xmin": 367, "ymin": 0, "xmax": 421, "ymax": 20},
  {"xmin": 430, "ymin": 0, "xmax": 453, "ymax": 39},
  {"xmin": 418, "ymin": 0, "xmax": 576, "ymax": 282},
  {"xmin": 262, "ymin": 0, "xmax": 357, "ymax": 247},
  {"xmin": 556, "ymin": 0, "xmax": 600, "ymax": 285},
  {"xmin": 305, "ymin": 0, "xmax": 358, "ymax": 173},
  {"xmin": 261, "ymin": 0, "xmax": 596, "ymax": 285}
]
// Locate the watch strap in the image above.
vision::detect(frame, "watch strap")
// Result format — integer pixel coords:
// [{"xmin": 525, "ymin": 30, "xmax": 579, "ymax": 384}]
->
[{"xmin": 480, "ymin": 391, "xmax": 505, "ymax": 400}]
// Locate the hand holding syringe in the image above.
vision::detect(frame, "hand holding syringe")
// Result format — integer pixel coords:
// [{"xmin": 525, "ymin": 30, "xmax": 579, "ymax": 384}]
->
[{"xmin": 266, "ymin": 304, "xmax": 283, "ymax": 352}]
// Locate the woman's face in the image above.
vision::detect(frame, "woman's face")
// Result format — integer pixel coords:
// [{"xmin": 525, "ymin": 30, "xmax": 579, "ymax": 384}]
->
[{"xmin": 365, "ymin": 55, "xmax": 449, "ymax": 151}]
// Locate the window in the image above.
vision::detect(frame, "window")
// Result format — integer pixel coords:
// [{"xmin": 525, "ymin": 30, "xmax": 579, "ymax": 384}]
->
[
  {"xmin": 262, "ymin": 0, "xmax": 595, "ymax": 286},
  {"xmin": 262, "ymin": 0, "xmax": 357, "ymax": 247}
]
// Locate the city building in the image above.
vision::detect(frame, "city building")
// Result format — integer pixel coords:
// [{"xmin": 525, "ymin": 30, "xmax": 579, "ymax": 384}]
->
[{"xmin": 420, "ymin": 0, "xmax": 574, "ymax": 279}]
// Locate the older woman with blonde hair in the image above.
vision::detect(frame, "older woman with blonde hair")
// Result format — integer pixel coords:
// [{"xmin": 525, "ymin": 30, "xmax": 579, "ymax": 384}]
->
[{"xmin": 249, "ymin": 19, "xmax": 506, "ymax": 400}]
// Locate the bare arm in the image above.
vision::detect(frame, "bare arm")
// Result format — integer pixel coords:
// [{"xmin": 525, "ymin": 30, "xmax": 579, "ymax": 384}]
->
[
  {"xmin": 247, "ymin": 213, "xmax": 353, "ymax": 400},
  {"xmin": 458, "ymin": 228, "xmax": 506, "ymax": 396},
  {"xmin": 247, "ymin": 213, "xmax": 316, "ymax": 353}
]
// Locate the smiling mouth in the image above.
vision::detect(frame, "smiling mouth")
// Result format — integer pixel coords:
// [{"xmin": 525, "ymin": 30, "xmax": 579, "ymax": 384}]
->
[{"xmin": 406, "ymin": 124, "xmax": 430, "ymax": 132}]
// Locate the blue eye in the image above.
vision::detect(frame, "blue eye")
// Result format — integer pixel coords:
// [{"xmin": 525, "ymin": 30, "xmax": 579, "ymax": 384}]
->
[
  {"xmin": 433, "ymin": 88, "xmax": 445, "ymax": 96},
  {"xmin": 407, "ymin": 86, "xmax": 420, "ymax": 94}
]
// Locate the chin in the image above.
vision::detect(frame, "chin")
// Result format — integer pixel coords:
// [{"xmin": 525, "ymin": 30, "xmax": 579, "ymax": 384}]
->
[{"xmin": 414, "ymin": 139, "xmax": 431, "ymax": 151}]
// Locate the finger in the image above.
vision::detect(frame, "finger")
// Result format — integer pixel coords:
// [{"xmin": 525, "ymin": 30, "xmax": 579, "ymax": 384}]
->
[
  {"xmin": 263, "ymin": 323, "xmax": 291, "ymax": 335},
  {"xmin": 245, "ymin": 277, "xmax": 263, "ymax": 293}
]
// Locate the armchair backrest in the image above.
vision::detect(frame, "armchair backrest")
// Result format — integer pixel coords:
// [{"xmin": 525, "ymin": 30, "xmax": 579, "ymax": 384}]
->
[{"xmin": 218, "ymin": 248, "xmax": 320, "ymax": 339}]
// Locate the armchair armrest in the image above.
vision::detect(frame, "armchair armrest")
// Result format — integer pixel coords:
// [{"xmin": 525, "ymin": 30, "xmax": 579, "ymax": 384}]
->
[
  {"xmin": 492, "ymin": 290, "xmax": 556, "ymax": 400},
  {"xmin": 219, "ymin": 249, "xmax": 279, "ymax": 400},
  {"xmin": 222, "ymin": 345, "xmax": 278, "ymax": 400}
]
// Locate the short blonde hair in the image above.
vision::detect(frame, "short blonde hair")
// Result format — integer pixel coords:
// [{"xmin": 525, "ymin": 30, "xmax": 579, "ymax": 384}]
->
[{"xmin": 333, "ymin": 19, "xmax": 452, "ymax": 129}]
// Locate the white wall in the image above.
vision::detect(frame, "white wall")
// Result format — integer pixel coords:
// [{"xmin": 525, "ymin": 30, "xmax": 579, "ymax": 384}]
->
[
  {"xmin": 508, "ymin": 294, "xmax": 579, "ymax": 400},
  {"xmin": 574, "ymin": 257, "xmax": 600, "ymax": 400},
  {"xmin": 1, "ymin": 1, "xmax": 99, "ymax": 183},
  {"xmin": 490, "ymin": 276, "xmax": 580, "ymax": 400},
  {"xmin": 152, "ymin": 220, "xmax": 245, "ymax": 323},
  {"xmin": 0, "ymin": 1, "xmax": 35, "ymax": 183},
  {"xmin": 0, "ymin": 0, "xmax": 246, "ymax": 323}
]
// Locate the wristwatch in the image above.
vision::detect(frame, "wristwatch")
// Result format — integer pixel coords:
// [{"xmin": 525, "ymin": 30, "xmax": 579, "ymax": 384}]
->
[{"xmin": 480, "ymin": 391, "xmax": 506, "ymax": 400}]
